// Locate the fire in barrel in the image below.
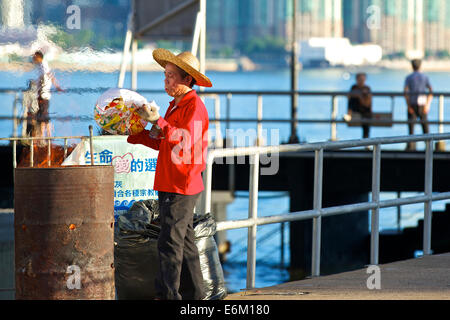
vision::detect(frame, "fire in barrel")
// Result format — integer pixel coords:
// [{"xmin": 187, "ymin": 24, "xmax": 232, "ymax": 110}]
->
[{"xmin": 14, "ymin": 166, "xmax": 115, "ymax": 300}]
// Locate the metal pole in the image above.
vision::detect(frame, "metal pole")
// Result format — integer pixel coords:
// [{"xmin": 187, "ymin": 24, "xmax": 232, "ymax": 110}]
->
[
  {"xmin": 437, "ymin": 95, "xmax": 446, "ymax": 152},
  {"xmin": 13, "ymin": 139, "xmax": 17, "ymax": 187},
  {"xmin": 131, "ymin": 38, "xmax": 138, "ymax": 90},
  {"xmin": 89, "ymin": 125, "xmax": 94, "ymax": 166},
  {"xmin": 30, "ymin": 139, "xmax": 34, "ymax": 167},
  {"xmin": 64, "ymin": 138, "xmax": 68, "ymax": 159},
  {"xmin": 225, "ymin": 94, "xmax": 235, "ymax": 195},
  {"xmin": 289, "ymin": 0, "xmax": 299, "ymax": 144},
  {"xmin": 13, "ymin": 92, "xmax": 18, "ymax": 138},
  {"xmin": 214, "ymin": 95, "xmax": 223, "ymax": 148},
  {"xmin": 247, "ymin": 152, "xmax": 260, "ymax": 289},
  {"xmin": 423, "ymin": 140, "xmax": 433, "ymax": 255},
  {"xmin": 22, "ymin": 92, "xmax": 28, "ymax": 137},
  {"xmin": 331, "ymin": 96, "xmax": 338, "ymax": 141},
  {"xmin": 47, "ymin": 139, "xmax": 51, "ymax": 167},
  {"xmin": 201, "ymin": 154, "xmax": 214, "ymax": 215},
  {"xmin": 226, "ymin": 93, "xmax": 232, "ymax": 136},
  {"xmin": 370, "ymin": 144, "xmax": 381, "ymax": 265},
  {"xmin": 439, "ymin": 95, "xmax": 444, "ymax": 134},
  {"xmin": 397, "ymin": 191, "xmax": 401, "ymax": 232},
  {"xmin": 390, "ymin": 95, "xmax": 395, "ymax": 114},
  {"xmin": 280, "ymin": 222, "xmax": 285, "ymax": 268},
  {"xmin": 13, "ymin": 140, "xmax": 17, "ymax": 169},
  {"xmin": 118, "ymin": 14, "xmax": 133, "ymax": 88},
  {"xmin": 199, "ymin": 0, "xmax": 206, "ymax": 93},
  {"xmin": 311, "ymin": 149, "xmax": 323, "ymax": 277},
  {"xmin": 191, "ymin": 12, "xmax": 202, "ymax": 56},
  {"xmin": 257, "ymin": 95, "xmax": 263, "ymax": 146}
]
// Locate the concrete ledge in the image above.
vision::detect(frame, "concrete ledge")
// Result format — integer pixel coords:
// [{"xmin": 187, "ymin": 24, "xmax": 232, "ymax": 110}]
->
[{"xmin": 227, "ymin": 253, "xmax": 450, "ymax": 300}]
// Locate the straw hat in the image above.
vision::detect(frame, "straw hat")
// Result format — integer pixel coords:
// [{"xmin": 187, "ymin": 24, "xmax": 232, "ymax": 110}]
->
[{"xmin": 152, "ymin": 48, "xmax": 212, "ymax": 87}]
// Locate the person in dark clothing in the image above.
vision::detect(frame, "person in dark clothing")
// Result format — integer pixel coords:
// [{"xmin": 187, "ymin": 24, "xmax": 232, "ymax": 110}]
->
[
  {"xmin": 345, "ymin": 73, "xmax": 373, "ymax": 139},
  {"xmin": 404, "ymin": 59, "xmax": 433, "ymax": 151}
]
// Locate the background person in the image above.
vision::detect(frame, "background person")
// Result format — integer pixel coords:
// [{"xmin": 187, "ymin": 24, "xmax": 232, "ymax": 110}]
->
[
  {"xmin": 127, "ymin": 49, "xmax": 212, "ymax": 300},
  {"xmin": 22, "ymin": 80, "xmax": 39, "ymax": 139},
  {"xmin": 344, "ymin": 73, "xmax": 373, "ymax": 139},
  {"xmin": 31, "ymin": 51, "xmax": 62, "ymax": 141},
  {"xmin": 404, "ymin": 59, "xmax": 433, "ymax": 151}
]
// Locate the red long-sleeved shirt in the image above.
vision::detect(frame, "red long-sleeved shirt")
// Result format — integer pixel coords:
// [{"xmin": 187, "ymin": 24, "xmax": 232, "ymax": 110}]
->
[{"xmin": 127, "ymin": 90, "xmax": 209, "ymax": 195}]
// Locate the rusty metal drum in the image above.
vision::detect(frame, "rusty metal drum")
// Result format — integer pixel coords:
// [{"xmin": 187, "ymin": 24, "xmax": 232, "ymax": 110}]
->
[{"xmin": 14, "ymin": 166, "xmax": 115, "ymax": 300}]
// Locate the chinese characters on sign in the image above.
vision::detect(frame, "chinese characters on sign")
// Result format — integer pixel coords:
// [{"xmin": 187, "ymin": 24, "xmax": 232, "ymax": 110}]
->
[{"xmin": 62, "ymin": 136, "xmax": 159, "ymax": 217}]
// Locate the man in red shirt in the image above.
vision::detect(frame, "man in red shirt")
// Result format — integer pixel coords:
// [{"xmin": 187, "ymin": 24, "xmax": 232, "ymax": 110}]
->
[{"xmin": 127, "ymin": 49, "xmax": 212, "ymax": 300}]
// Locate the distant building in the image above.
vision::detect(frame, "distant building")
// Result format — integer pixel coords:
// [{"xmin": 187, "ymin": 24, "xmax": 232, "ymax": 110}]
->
[
  {"xmin": 207, "ymin": 0, "xmax": 343, "ymax": 59},
  {"xmin": 0, "ymin": 0, "xmax": 27, "ymax": 29},
  {"xmin": 299, "ymin": 37, "xmax": 382, "ymax": 67},
  {"xmin": 343, "ymin": 0, "xmax": 450, "ymax": 59},
  {"xmin": 209, "ymin": 0, "xmax": 450, "ymax": 61},
  {"xmin": 423, "ymin": 0, "xmax": 450, "ymax": 56},
  {"xmin": 343, "ymin": 0, "xmax": 423, "ymax": 58},
  {"xmin": 3, "ymin": 0, "xmax": 450, "ymax": 62},
  {"xmin": 292, "ymin": 0, "xmax": 343, "ymax": 39},
  {"xmin": 0, "ymin": 0, "xmax": 129, "ymax": 39},
  {"xmin": 207, "ymin": 0, "xmax": 289, "ymax": 55}
]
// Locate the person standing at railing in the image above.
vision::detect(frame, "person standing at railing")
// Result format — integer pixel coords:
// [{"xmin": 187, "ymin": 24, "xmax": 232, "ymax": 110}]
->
[
  {"xmin": 404, "ymin": 59, "xmax": 433, "ymax": 151},
  {"xmin": 31, "ymin": 51, "xmax": 63, "ymax": 142},
  {"xmin": 127, "ymin": 49, "xmax": 212, "ymax": 300},
  {"xmin": 344, "ymin": 73, "xmax": 373, "ymax": 139}
]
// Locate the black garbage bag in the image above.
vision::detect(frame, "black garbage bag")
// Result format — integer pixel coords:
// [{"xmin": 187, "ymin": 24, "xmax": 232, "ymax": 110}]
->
[
  {"xmin": 114, "ymin": 200, "xmax": 160, "ymax": 300},
  {"xmin": 117, "ymin": 200, "xmax": 160, "ymax": 236},
  {"xmin": 193, "ymin": 213, "xmax": 227, "ymax": 300},
  {"xmin": 114, "ymin": 201, "xmax": 227, "ymax": 300}
]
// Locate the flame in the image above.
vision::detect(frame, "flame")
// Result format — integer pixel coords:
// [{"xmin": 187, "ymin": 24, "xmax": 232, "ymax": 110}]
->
[{"xmin": 18, "ymin": 141, "xmax": 76, "ymax": 168}]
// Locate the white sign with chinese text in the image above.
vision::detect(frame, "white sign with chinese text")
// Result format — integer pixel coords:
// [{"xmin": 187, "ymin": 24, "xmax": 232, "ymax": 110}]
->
[{"xmin": 62, "ymin": 135, "xmax": 159, "ymax": 217}]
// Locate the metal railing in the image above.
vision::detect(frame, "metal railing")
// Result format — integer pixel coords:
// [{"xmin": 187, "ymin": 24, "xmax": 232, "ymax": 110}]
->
[
  {"xmin": 3, "ymin": 86, "xmax": 450, "ymax": 288},
  {"xmin": 0, "ymin": 126, "xmax": 95, "ymax": 168},
  {"xmin": 200, "ymin": 132, "xmax": 450, "ymax": 289},
  {"xmin": 2, "ymin": 124, "xmax": 450, "ymax": 290},
  {"xmin": 194, "ymin": 90, "xmax": 450, "ymax": 144},
  {"xmin": 3, "ymin": 87, "xmax": 450, "ymax": 145}
]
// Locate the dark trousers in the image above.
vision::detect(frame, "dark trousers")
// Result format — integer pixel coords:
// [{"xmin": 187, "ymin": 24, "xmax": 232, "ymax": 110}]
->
[
  {"xmin": 155, "ymin": 191, "xmax": 205, "ymax": 300},
  {"xmin": 27, "ymin": 98, "xmax": 50, "ymax": 136},
  {"xmin": 350, "ymin": 105, "xmax": 371, "ymax": 139},
  {"xmin": 361, "ymin": 112, "xmax": 371, "ymax": 139},
  {"xmin": 37, "ymin": 98, "xmax": 50, "ymax": 123},
  {"xmin": 407, "ymin": 104, "xmax": 429, "ymax": 150}
]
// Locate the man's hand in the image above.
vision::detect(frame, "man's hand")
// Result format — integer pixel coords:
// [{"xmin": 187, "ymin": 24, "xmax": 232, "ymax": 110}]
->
[
  {"xmin": 136, "ymin": 104, "xmax": 160, "ymax": 124},
  {"xmin": 149, "ymin": 124, "xmax": 162, "ymax": 138},
  {"xmin": 424, "ymin": 94, "xmax": 433, "ymax": 115},
  {"xmin": 424, "ymin": 102, "xmax": 431, "ymax": 115}
]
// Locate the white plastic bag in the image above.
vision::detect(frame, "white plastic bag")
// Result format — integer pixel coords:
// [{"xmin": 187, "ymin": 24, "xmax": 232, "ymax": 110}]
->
[{"xmin": 94, "ymin": 88, "xmax": 159, "ymax": 135}]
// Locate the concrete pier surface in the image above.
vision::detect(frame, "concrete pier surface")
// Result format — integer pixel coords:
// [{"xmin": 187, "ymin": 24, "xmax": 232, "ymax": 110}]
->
[{"xmin": 226, "ymin": 253, "xmax": 450, "ymax": 300}]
